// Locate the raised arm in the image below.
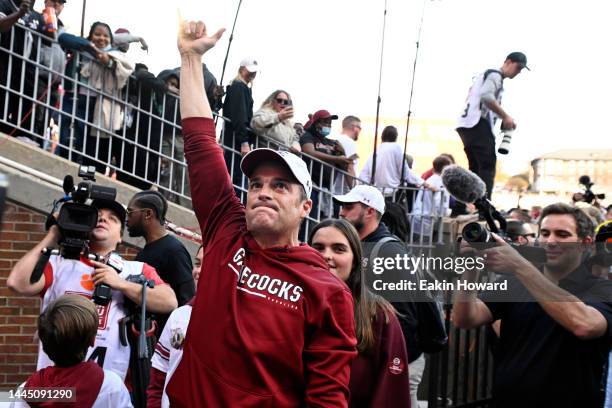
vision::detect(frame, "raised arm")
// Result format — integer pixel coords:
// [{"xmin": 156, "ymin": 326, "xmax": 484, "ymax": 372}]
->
[
  {"xmin": 177, "ymin": 19, "xmax": 225, "ymax": 119},
  {"xmin": 178, "ymin": 20, "xmax": 247, "ymax": 247}
]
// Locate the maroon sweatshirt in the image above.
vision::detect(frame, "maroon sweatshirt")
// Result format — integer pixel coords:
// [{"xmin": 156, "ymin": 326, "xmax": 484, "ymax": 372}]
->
[
  {"xmin": 166, "ymin": 117, "xmax": 357, "ymax": 407},
  {"xmin": 23, "ymin": 361, "xmax": 104, "ymax": 408},
  {"xmin": 350, "ymin": 309, "xmax": 411, "ymax": 407}
]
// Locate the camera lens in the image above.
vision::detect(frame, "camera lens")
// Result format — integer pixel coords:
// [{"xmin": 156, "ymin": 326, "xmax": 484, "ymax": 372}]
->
[{"xmin": 462, "ymin": 222, "xmax": 491, "ymax": 243}]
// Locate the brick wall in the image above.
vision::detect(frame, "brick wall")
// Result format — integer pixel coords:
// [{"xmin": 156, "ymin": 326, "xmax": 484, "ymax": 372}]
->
[{"xmin": 0, "ymin": 200, "xmax": 140, "ymax": 389}]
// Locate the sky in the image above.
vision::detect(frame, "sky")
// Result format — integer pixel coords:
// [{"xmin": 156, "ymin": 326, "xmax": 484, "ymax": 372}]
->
[{"xmin": 57, "ymin": 0, "xmax": 612, "ymax": 176}]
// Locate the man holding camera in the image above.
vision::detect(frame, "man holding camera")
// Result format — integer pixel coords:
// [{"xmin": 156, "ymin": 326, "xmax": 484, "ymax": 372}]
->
[
  {"xmin": 453, "ymin": 203, "xmax": 612, "ymax": 407},
  {"xmin": 7, "ymin": 199, "xmax": 178, "ymax": 380},
  {"xmin": 165, "ymin": 18, "xmax": 356, "ymax": 407},
  {"xmin": 456, "ymin": 52, "xmax": 528, "ymax": 200}
]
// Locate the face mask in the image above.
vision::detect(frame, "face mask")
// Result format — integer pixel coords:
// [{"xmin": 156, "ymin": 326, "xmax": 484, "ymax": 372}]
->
[{"xmin": 319, "ymin": 126, "xmax": 331, "ymax": 137}]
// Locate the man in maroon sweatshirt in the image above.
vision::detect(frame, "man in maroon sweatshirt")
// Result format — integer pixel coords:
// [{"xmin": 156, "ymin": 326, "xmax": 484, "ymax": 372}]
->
[{"xmin": 165, "ymin": 18, "xmax": 357, "ymax": 407}]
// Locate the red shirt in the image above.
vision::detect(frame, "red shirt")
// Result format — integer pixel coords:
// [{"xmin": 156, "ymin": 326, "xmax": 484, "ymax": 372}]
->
[{"xmin": 166, "ymin": 118, "xmax": 357, "ymax": 407}]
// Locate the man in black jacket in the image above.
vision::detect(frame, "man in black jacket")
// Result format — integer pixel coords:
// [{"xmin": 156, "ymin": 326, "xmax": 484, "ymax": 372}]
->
[
  {"xmin": 335, "ymin": 184, "xmax": 426, "ymax": 408},
  {"xmin": 221, "ymin": 57, "xmax": 257, "ymax": 197}
]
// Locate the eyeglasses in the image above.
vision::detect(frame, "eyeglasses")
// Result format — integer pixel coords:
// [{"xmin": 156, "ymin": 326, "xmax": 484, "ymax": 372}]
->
[
  {"xmin": 126, "ymin": 208, "xmax": 147, "ymax": 216},
  {"xmin": 275, "ymin": 98, "xmax": 292, "ymax": 106}
]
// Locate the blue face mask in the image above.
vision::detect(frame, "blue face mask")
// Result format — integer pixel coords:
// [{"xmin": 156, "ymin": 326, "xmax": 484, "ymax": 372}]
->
[{"xmin": 320, "ymin": 126, "xmax": 331, "ymax": 136}]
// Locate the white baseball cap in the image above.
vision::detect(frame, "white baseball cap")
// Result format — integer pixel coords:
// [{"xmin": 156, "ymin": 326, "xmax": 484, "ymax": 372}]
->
[
  {"xmin": 333, "ymin": 185, "xmax": 386, "ymax": 214},
  {"xmin": 240, "ymin": 149, "xmax": 312, "ymax": 199},
  {"xmin": 239, "ymin": 57, "xmax": 259, "ymax": 73}
]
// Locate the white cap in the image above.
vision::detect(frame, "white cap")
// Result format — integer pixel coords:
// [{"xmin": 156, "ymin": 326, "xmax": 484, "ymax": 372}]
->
[
  {"xmin": 333, "ymin": 185, "xmax": 386, "ymax": 214},
  {"xmin": 240, "ymin": 149, "xmax": 312, "ymax": 199},
  {"xmin": 239, "ymin": 57, "xmax": 259, "ymax": 73}
]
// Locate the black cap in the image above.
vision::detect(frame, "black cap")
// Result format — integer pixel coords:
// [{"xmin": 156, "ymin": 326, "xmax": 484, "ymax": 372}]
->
[
  {"xmin": 506, "ymin": 52, "xmax": 530, "ymax": 71},
  {"xmin": 91, "ymin": 199, "xmax": 126, "ymax": 226}
]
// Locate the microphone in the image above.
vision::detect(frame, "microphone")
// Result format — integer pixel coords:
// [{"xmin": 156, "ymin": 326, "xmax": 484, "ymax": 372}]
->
[
  {"xmin": 578, "ymin": 175, "xmax": 592, "ymax": 187},
  {"xmin": 441, "ymin": 165, "xmax": 486, "ymax": 204}
]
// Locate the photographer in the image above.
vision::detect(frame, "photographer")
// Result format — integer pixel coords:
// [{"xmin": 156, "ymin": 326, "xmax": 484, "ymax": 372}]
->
[
  {"xmin": 453, "ymin": 203, "xmax": 612, "ymax": 407},
  {"xmin": 7, "ymin": 199, "xmax": 177, "ymax": 380}
]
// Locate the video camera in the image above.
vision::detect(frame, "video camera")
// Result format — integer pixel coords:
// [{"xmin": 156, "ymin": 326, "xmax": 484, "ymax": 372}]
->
[
  {"xmin": 54, "ymin": 166, "xmax": 116, "ymax": 259},
  {"xmin": 441, "ymin": 165, "xmax": 547, "ymax": 263},
  {"xmin": 32, "ymin": 166, "xmax": 120, "ymax": 305},
  {"xmin": 578, "ymin": 175, "xmax": 605, "ymax": 204}
]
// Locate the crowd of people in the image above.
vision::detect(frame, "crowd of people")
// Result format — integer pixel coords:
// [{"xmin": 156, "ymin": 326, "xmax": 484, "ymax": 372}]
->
[
  {"xmin": 2, "ymin": 4, "xmax": 612, "ymax": 408},
  {"xmin": 1, "ymin": 0, "xmax": 439, "ymax": 217}
]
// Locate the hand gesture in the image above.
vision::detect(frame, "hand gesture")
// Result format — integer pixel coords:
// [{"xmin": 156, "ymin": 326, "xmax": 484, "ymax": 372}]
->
[
  {"xmin": 177, "ymin": 17, "xmax": 225, "ymax": 57},
  {"xmin": 278, "ymin": 107, "xmax": 294, "ymax": 122}
]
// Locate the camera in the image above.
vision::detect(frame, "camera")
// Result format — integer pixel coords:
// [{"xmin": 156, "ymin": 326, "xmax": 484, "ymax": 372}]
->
[
  {"xmin": 578, "ymin": 175, "xmax": 605, "ymax": 204},
  {"xmin": 462, "ymin": 221, "xmax": 547, "ymax": 264},
  {"xmin": 55, "ymin": 166, "xmax": 118, "ymax": 305},
  {"xmin": 55, "ymin": 166, "xmax": 116, "ymax": 259},
  {"xmin": 591, "ymin": 222, "xmax": 612, "ymax": 268},
  {"xmin": 497, "ymin": 129, "xmax": 513, "ymax": 155}
]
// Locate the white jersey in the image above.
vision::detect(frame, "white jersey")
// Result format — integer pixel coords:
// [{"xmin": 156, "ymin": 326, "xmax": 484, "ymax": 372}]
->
[
  {"xmin": 151, "ymin": 304, "xmax": 192, "ymax": 408},
  {"xmin": 10, "ymin": 369, "xmax": 132, "ymax": 408},
  {"xmin": 457, "ymin": 69, "xmax": 504, "ymax": 129},
  {"xmin": 37, "ymin": 255, "xmax": 158, "ymax": 381}
]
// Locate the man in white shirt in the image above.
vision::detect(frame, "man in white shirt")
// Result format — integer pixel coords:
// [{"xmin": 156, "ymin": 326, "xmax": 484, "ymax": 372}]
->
[
  {"xmin": 359, "ymin": 125, "xmax": 432, "ymax": 197},
  {"xmin": 329, "ymin": 115, "xmax": 361, "ymax": 195},
  {"xmin": 456, "ymin": 51, "xmax": 528, "ymax": 199}
]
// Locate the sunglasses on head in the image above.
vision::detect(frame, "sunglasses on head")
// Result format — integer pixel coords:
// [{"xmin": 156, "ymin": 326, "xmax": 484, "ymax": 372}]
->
[{"xmin": 275, "ymin": 98, "xmax": 292, "ymax": 106}]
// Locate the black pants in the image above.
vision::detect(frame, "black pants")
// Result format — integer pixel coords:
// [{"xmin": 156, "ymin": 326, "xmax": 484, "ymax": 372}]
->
[{"xmin": 457, "ymin": 118, "xmax": 496, "ymax": 200}]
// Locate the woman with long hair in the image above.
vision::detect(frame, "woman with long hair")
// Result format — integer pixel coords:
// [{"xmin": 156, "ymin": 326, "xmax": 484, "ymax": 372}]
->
[
  {"xmin": 250, "ymin": 89, "xmax": 301, "ymax": 152},
  {"xmin": 309, "ymin": 219, "xmax": 411, "ymax": 407}
]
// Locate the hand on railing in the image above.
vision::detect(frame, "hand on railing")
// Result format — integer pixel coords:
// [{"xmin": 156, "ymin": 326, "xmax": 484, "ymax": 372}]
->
[{"xmin": 240, "ymin": 143, "xmax": 251, "ymax": 156}]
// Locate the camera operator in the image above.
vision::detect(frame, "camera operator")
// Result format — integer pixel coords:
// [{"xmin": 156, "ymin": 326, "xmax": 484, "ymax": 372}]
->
[
  {"xmin": 7, "ymin": 199, "xmax": 178, "ymax": 380},
  {"xmin": 453, "ymin": 203, "xmax": 612, "ymax": 407}
]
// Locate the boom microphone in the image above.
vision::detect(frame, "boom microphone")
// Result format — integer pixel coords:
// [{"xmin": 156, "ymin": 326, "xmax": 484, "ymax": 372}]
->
[{"xmin": 441, "ymin": 165, "xmax": 486, "ymax": 204}]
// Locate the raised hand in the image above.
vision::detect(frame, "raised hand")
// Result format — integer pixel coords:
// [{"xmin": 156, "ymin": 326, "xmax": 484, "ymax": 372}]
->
[{"xmin": 177, "ymin": 18, "xmax": 225, "ymax": 57}]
